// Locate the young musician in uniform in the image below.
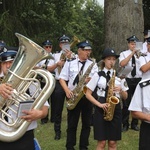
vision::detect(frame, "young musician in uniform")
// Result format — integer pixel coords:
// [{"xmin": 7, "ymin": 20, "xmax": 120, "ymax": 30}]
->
[
  {"xmin": 85, "ymin": 48, "xmax": 128, "ymax": 150},
  {"xmin": 119, "ymin": 35, "xmax": 142, "ymax": 132},
  {"xmin": 59, "ymin": 40, "xmax": 98, "ymax": 150},
  {"xmin": 0, "ymin": 47, "xmax": 49, "ymax": 150}
]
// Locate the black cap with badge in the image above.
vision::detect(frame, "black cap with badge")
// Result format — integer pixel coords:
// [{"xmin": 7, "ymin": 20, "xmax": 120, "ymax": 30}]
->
[
  {"xmin": 77, "ymin": 40, "xmax": 92, "ymax": 50},
  {"xmin": 42, "ymin": 40, "xmax": 52, "ymax": 46},
  {"xmin": 126, "ymin": 35, "xmax": 139, "ymax": 43},
  {"xmin": 0, "ymin": 46, "xmax": 18, "ymax": 62},
  {"xmin": 101, "ymin": 48, "xmax": 119, "ymax": 59},
  {"xmin": 58, "ymin": 35, "xmax": 70, "ymax": 43}
]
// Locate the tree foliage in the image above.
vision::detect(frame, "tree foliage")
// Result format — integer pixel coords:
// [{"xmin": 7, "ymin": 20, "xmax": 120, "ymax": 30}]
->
[{"xmin": 0, "ymin": 0, "xmax": 104, "ymax": 60}]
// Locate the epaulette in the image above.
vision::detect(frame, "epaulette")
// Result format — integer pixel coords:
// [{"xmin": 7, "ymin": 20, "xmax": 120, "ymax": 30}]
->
[
  {"xmin": 67, "ymin": 57, "xmax": 76, "ymax": 62},
  {"xmin": 88, "ymin": 58, "xmax": 96, "ymax": 62}
]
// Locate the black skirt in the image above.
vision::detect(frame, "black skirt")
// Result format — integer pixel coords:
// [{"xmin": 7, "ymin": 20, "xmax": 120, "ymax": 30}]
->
[{"xmin": 93, "ymin": 97, "xmax": 122, "ymax": 141}]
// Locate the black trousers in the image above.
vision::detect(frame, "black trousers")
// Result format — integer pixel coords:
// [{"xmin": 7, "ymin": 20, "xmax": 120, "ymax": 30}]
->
[
  {"xmin": 122, "ymin": 78, "xmax": 141, "ymax": 127},
  {"xmin": 0, "ymin": 130, "xmax": 34, "ymax": 150},
  {"xmin": 66, "ymin": 96, "xmax": 92, "ymax": 150},
  {"xmin": 139, "ymin": 121, "xmax": 150, "ymax": 150},
  {"xmin": 53, "ymin": 80, "xmax": 66, "ymax": 133},
  {"xmin": 41, "ymin": 92, "xmax": 55, "ymax": 123},
  {"xmin": 40, "ymin": 81, "xmax": 55, "ymax": 123}
]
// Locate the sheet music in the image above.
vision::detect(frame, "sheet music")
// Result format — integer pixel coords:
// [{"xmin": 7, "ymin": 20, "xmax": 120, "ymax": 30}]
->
[{"xmin": 17, "ymin": 100, "xmax": 34, "ymax": 117}]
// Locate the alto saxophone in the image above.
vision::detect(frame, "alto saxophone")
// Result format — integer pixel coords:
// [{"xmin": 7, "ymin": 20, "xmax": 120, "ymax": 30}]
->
[
  {"xmin": 104, "ymin": 70, "xmax": 119, "ymax": 121},
  {"xmin": 66, "ymin": 62, "xmax": 95, "ymax": 110}
]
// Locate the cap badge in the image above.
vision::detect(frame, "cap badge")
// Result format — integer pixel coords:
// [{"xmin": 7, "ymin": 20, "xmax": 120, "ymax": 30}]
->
[
  {"xmin": 111, "ymin": 50, "xmax": 115, "ymax": 53},
  {"xmin": 3, "ymin": 47, "xmax": 7, "ymax": 52}
]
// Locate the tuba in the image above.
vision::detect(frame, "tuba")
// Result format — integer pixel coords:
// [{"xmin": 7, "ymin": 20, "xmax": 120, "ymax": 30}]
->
[
  {"xmin": 104, "ymin": 70, "xmax": 119, "ymax": 121},
  {"xmin": 0, "ymin": 33, "xmax": 55, "ymax": 142}
]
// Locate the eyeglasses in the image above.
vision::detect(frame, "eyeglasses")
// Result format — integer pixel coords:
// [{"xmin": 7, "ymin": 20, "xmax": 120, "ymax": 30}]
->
[{"xmin": 45, "ymin": 46, "xmax": 52, "ymax": 48}]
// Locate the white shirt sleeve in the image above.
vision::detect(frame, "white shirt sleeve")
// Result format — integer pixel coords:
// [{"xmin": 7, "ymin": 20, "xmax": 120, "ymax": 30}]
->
[{"xmin": 128, "ymin": 84, "xmax": 143, "ymax": 112}]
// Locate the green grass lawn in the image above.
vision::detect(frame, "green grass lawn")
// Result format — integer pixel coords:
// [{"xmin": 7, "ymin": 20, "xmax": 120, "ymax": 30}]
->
[{"xmin": 35, "ymin": 106, "xmax": 139, "ymax": 150}]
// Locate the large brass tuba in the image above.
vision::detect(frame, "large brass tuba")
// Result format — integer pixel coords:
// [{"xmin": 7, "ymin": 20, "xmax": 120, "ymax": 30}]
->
[
  {"xmin": 0, "ymin": 33, "xmax": 55, "ymax": 142},
  {"xmin": 104, "ymin": 70, "xmax": 119, "ymax": 121}
]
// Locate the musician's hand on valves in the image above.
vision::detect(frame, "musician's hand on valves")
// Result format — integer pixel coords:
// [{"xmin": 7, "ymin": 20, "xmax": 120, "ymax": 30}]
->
[
  {"xmin": 132, "ymin": 48, "xmax": 137, "ymax": 54},
  {"xmin": 85, "ymin": 77, "xmax": 91, "ymax": 84},
  {"xmin": 0, "ymin": 83, "xmax": 13, "ymax": 99},
  {"xmin": 64, "ymin": 49, "xmax": 72, "ymax": 59},
  {"xmin": 21, "ymin": 109, "xmax": 43, "ymax": 122},
  {"xmin": 113, "ymin": 86, "xmax": 121, "ymax": 94},
  {"xmin": 66, "ymin": 89, "xmax": 74, "ymax": 99},
  {"xmin": 57, "ymin": 60, "xmax": 65, "ymax": 67},
  {"xmin": 99, "ymin": 103, "xmax": 109, "ymax": 112}
]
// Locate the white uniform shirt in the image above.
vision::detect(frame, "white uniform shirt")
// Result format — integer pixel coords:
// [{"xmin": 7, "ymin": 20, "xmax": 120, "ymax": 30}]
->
[
  {"xmin": 59, "ymin": 57, "xmax": 98, "ymax": 91},
  {"xmin": 36, "ymin": 52, "xmax": 55, "ymax": 68},
  {"xmin": 129, "ymin": 80, "xmax": 150, "ymax": 124},
  {"xmin": 139, "ymin": 53, "xmax": 150, "ymax": 80},
  {"xmin": 119, "ymin": 49, "xmax": 142, "ymax": 78},
  {"xmin": 86, "ymin": 68, "xmax": 129, "ymax": 98}
]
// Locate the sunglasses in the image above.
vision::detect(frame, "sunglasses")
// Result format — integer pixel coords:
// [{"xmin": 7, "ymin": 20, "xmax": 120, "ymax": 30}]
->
[{"xmin": 45, "ymin": 46, "xmax": 52, "ymax": 48}]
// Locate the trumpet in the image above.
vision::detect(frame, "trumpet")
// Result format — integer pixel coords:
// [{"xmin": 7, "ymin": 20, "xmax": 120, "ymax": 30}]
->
[{"xmin": 135, "ymin": 49, "xmax": 147, "ymax": 58}]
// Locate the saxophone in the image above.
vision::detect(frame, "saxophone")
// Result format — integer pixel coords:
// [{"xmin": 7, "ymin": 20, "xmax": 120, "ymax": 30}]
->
[
  {"xmin": 104, "ymin": 70, "xmax": 120, "ymax": 121},
  {"xmin": 66, "ymin": 62, "xmax": 95, "ymax": 110}
]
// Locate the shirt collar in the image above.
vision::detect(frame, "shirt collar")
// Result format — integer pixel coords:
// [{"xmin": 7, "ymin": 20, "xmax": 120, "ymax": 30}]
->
[{"xmin": 103, "ymin": 67, "xmax": 114, "ymax": 76}]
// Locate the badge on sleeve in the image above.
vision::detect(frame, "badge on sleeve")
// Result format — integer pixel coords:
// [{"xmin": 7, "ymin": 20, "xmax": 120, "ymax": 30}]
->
[{"xmin": 124, "ymin": 80, "xmax": 128, "ymax": 87}]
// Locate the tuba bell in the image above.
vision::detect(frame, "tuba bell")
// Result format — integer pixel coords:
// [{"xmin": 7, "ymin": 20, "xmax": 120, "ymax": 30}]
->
[{"xmin": 0, "ymin": 33, "xmax": 55, "ymax": 142}]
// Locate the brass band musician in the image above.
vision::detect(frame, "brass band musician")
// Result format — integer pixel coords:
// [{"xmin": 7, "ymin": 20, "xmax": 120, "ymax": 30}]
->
[
  {"xmin": 0, "ymin": 47, "xmax": 49, "ymax": 150},
  {"xmin": 119, "ymin": 35, "xmax": 142, "ymax": 132},
  {"xmin": 51, "ymin": 35, "xmax": 72, "ymax": 140},
  {"xmin": 59, "ymin": 40, "xmax": 98, "ymax": 150},
  {"xmin": 86, "ymin": 48, "xmax": 128, "ymax": 150}
]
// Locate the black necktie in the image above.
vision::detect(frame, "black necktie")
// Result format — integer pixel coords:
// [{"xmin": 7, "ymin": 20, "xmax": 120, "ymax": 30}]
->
[
  {"xmin": 73, "ymin": 61, "xmax": 86, "ymax": 85},
  {"xmin": 106, "ymin": 71, "xmax": 111, "ymax": 82},
  {"xmin": 131, "ymin": 56, "xmax": 136, "ymax": 77}
]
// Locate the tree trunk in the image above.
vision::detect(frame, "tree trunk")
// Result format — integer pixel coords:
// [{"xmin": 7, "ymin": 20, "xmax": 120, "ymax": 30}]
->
[{"xmin": 104, "ymin": 0, "xmax": 144, "ymax": 53}]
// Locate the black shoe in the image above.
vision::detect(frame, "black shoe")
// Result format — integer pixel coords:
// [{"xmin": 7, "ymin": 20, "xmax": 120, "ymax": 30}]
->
[
  {"xmin": 122, "ymin": 126, "xmax": 129, "ymax": 132},
  {"xmin": 131, "ymin": 126, "xmax": 140, "ymax": 131},
  {"xmin": 54, "ymin": 133, "xmax": 61, "ymax": 140}
]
